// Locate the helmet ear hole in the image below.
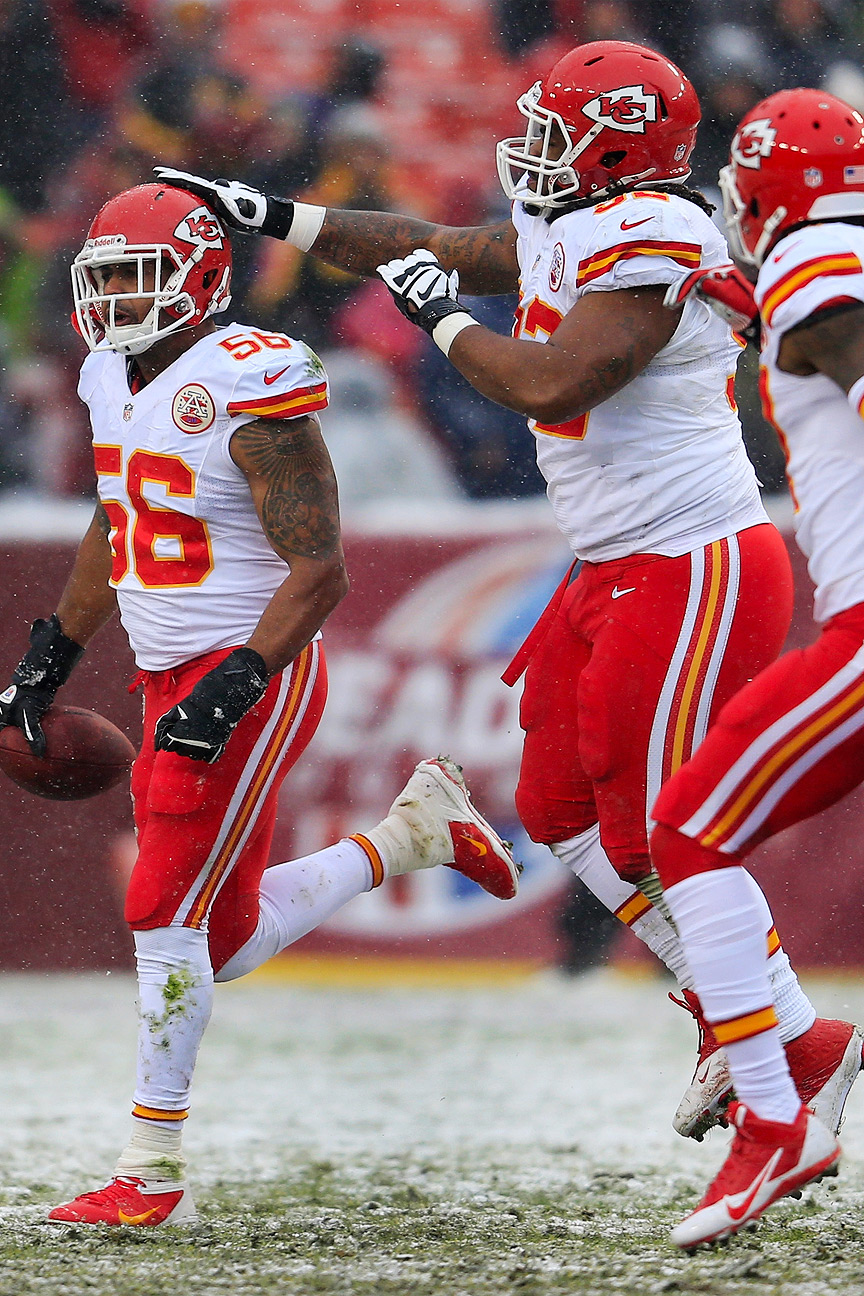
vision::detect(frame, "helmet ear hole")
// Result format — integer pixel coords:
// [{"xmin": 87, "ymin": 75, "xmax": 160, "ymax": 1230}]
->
[
  {"xmin": 600, "ymin": 150, "xmax": 627, "ymax": 169},
  {"xmin": 656, "ymin": 92, "xmax": 668, "ymax": 121},
  {"xmin": 202, "ymin": 269, "xmax": 218, "ymax": 289},
  {"xmin": 749, "ymin": 196, "xmax": 759, "ymax": 217}
]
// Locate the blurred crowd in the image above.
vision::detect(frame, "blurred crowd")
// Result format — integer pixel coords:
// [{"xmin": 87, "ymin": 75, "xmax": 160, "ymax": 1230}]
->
[{"xmin": 1, "ymin": 0, "xmax": 862, "ymax": 504}]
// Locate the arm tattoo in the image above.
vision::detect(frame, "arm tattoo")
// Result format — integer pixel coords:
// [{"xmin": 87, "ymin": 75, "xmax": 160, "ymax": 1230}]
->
[
  {"xmin": 315, "ymin": 211, "xmax": 518, "ymax": 295},
  {"xmin": 233, "ymin": 417, "xmax": 340, "ymax": 560}
]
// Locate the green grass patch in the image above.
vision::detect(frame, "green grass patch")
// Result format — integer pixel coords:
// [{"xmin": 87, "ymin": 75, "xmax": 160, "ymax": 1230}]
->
[{"xmin": 1, "ymin": 1156, "xmax": 861, "ymax": 1296}]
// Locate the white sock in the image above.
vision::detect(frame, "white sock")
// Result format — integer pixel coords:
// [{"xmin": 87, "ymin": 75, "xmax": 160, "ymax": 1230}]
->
[
  {"xmin": 726, "ymin": 1030, "xmax": 802, "ymax": 1124},
  {"xmin": 741, "ymin": 870, "xmax": 816, "ymax": 1044},
  {"xmin": 215, "ymin": 840, "xmax": 373, "ymax": 982},
  {"xmin": 115, "ymin": 1117, "xmax": 186, "ymax": 1182},
  {"xmin": 665, "ymin": 868, "xmax": 799, "ymax": 1122},
  {"xmin": 551, "ymin": 827, "xmax": 693, "ymax": 988},
  {"xmin": 132, "ymin": 926, "xmax": 214, "ymax": 1115}
]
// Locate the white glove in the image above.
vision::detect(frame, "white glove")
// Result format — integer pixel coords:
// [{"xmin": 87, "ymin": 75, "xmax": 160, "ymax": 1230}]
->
[{"xmin": 377, "ymin": 249, "xmax": 466, "ymax": 333}]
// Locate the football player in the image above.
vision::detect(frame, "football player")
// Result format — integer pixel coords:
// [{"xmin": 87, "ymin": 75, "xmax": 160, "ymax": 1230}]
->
[
  {"xmin": 0, "ymin": 183, "xmax": 519, "ymax": 1226},
  {"xmin": 652, "ymin": 88, "xmax": 864, "ymax": 1247},
  {"xmin": 156, "ymin": 42, "xmax": 863, "ymax": 1150}
]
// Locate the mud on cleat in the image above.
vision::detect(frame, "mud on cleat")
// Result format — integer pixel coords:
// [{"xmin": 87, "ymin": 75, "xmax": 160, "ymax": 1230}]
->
[
  {"xmin": 670, "ymin": 989, "xmax": 733, "ymax": 1141},
  {"xmin": 48, "ymin": 1175, "xmax": 197, "ymax": 1226},
  {"xmin": 671, "ymin": 1102, "xmax": 840, "ymax": 1251},
  {"xmin": 353, "ymin": 756, "xmax": 520, "ymax": 899}
]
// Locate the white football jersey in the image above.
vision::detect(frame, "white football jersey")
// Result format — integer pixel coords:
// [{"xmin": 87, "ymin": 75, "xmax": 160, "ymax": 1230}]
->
[
  {"xmin": 79, "ymin": 324, "xmax": 329, "ymax": 670},
  {"xmin": 756, "ymin": 223, "xmax": 864, "ymax": 622},
  {"xmin": 512, "ymin": 191, "xmax": 767, "ymax": 561}
]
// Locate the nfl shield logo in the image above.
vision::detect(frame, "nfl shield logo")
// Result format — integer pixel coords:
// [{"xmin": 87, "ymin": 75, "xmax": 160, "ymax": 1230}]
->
[
  {"xmin": 804, "ymin": 167, "xmax": 823, "ymax": 188},
  {"xmin": 122, "ymin": 403, "xmax": 133, "ymax": 422}
]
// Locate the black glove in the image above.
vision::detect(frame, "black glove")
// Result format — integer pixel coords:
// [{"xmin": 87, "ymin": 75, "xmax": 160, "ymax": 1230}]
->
[
  {"xmin": 153, "ymin": 168, "xmax": 296, "ymax": 240},
  {"xmin": 377, "ymin": 248, "xmax": 473, "ymax": 335},
  {"xmin": 0, "ymin": 614, "xmax": 85, "ymax": 757},
  {"xmin": 154, "ymin": 647, "xmax": 270, "ymax": 764}
]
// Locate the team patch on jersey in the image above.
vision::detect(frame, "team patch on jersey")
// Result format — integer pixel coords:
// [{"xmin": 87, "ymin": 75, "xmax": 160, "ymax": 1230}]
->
[
  {"xmin": 577, "ymin": 239, "xmax": 701, "ymax": 286},
  {"xmin": 172, "ymin": 383, "xmax": 216, "ymax": 433},
  {"xmin": 761, "ymin": 252, "xmax": 863, "ymax": 326},
  {"xmin": 549, "ymin": 242, "xmax": 565, "ymax": 292},
  {"xmin": 227, "ymin": 381, "xmax": 328, "ymax": 421}
]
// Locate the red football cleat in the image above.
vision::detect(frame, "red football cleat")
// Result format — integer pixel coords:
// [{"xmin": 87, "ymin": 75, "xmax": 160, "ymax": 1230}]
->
[
  {"xmin": 361, "ymin": 756, "xmax": 521, "ymax": 899},
  {"xmin": 672, "ymin": 999, "xmax": 864, "ymax": 1141},
  {"xmin": 672, "ymin": 1102, "xmax": 840, "ymax": 1250},
  {"xmin": 48, "ymin": 1175, "xmax": 197, "ymax": 1227},
  {"xmin": 786, "ymin": 1018, "xmax": 864, "ymax": 1133}
]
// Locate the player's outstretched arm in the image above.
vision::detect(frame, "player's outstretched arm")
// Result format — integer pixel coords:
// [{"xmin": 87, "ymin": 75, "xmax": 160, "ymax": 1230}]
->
[
  {"xmin": 153, "ymin": 168, "xmax": 519, "ymax": 295},
  {"xmin": 0, "ymin": 505, "xmax": 116, "ymax": 755},
  {"xmin": 379, "ymin": 249, "xmax": 679, "ymax": 423}
]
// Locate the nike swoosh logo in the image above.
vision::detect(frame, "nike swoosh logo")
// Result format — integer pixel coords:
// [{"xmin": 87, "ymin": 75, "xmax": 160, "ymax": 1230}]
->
[
  {"xmin": 772, "ymin": 240, "xmax": 802, "ymax": 265},
  {"xmin": 469, "ymin": 839, "xmax": 488, "ymax": 857},
  {"xmin": 611, "ymin": 586, "xmax": 636, "ymax": 599},
  {"xmin": 263, "ymin": 367, "xmax": 289, "ymax": 386},
  {"xmin": 118, "ymin": 1206, "xmax": 162, "ymax": 1225},
  {"xmin": 725, "ymin": 1150, "xmax": 782, "ymax": 1222},
  {"xmin": 621, "ymin": 217, "xmax": 653, "ymax": 230}
]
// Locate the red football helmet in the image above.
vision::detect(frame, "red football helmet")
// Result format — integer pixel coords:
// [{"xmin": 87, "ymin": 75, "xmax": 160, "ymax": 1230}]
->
[
  {"xmin": 71, "ymin": 184, "xmax": 232, "ymax": 355},
  {"xmin": 496, "ymin": 41, "xmax": 700, "ymax": 210},
  {"xmin": 720, "ymin": 89, "xmax": 864, "ymax": 267}
]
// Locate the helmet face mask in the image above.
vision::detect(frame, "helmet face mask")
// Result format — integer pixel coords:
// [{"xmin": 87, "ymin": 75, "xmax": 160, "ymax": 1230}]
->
[
  {"xmin": 497, "ymin": 41, "xmax": 700, "ymax": 212},
  {"xmin": 71, "ymin": 185, "xmax": 232, "ymax": 356},
  {"xmin": 722, "ymin": 90, "xmax": 864, "ymax": 268}
]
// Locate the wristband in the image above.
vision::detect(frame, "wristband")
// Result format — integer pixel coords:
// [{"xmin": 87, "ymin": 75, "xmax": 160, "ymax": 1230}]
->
[
  {"xmin": 848, "ymin": 374, "xmax": 864, "ymax": 422},
  {"xmin": 286, "ymin": 202, "xmax": 326, "ymax": 252},
  {"xmin": 432, "ymin": 313, "xmax": 480, "ymax": 357}
]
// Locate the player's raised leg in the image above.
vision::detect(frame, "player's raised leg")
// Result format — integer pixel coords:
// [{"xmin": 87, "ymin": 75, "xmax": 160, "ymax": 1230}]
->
[
  {"xmin": 216, "ymin": 756, "xmax": 519, "ymax": 983},
  {"xmin": 49, "ymin": 739, "xmax": 517, "ymax": 1225}
]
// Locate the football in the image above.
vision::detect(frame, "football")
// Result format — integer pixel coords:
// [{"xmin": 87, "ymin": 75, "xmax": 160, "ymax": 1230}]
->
[{"xmin": 0, "ymin": 705, "xmax": 136, "ymax": 800}]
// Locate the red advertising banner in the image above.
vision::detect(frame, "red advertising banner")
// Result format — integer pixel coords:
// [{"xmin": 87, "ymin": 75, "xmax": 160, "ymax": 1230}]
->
[{"xmin": 2, "ymin": 505, "xmax": 864, "ymax": 970}]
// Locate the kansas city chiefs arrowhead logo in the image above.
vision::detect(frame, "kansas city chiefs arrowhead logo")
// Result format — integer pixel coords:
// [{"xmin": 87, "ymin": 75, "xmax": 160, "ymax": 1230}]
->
[
  {"xmin": 731, "ymin": 119, "xmax": 777, "ymax": 170},
  {"xmin": 174, "ymin": 206, "xmax": 225, "ymax": 248},
  {"xmin": 582, "ymin": 85, "xmax": 657, "ymax": 133}
]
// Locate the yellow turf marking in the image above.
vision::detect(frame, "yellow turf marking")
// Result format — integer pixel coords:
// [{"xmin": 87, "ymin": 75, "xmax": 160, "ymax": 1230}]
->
[{"xmin": 240, "ymin": 955, "xmax": 546, "ymax": 989}]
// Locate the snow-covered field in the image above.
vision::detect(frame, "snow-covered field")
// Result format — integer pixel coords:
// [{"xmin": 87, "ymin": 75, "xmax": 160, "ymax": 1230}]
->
[{"xmin": 2, "ymin": 968, "xmax": 864, "ymax": 1295}]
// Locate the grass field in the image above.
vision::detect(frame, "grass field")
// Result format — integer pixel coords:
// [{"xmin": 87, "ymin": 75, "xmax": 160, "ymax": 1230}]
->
[{"xmin": 2, "ymin": 968, "xmax": 864, "ymax": 1295}]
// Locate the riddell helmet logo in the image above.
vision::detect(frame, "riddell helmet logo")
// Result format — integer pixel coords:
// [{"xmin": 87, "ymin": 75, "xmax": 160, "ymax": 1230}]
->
[
  {"xmin": 174, "ymin": 206, "xmax": 224, "ymax": 248},
  {"xmin": 582, "ymin": 85, "xmax": 657, "ymax": 133},
  {"xmin": 731, "ymin": 119, "xmax": 777, "ymax": 170}
]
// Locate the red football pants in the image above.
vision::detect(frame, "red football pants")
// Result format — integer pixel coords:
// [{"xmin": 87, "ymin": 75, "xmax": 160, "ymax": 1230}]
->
[
  {"xmin": 514, "ymin": 524, "xmax": 793, "ymax": 883},
  {"xmin": 653, "ymin": 602, "xmax": 864, "ymax": 883},
  {"xmin": 127, "ymin": 641, "xmax": 327, "ymax": 974}
]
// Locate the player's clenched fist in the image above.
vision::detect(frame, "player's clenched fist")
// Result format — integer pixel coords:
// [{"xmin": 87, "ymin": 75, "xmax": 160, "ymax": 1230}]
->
[
  {"xmin": 154, "ymin": 647, "xmax": 269, "ymax": 763},
  {"xmin": 0, "ymin": 614, "xmax": 84, "ymax": 757},
  {"xmin": 664, "ymin": 264, "xmax": 759, "ymax": 337},
  {"xmin": 377, "ymin": 249, "xmax": 468, "ymax": 333}
]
